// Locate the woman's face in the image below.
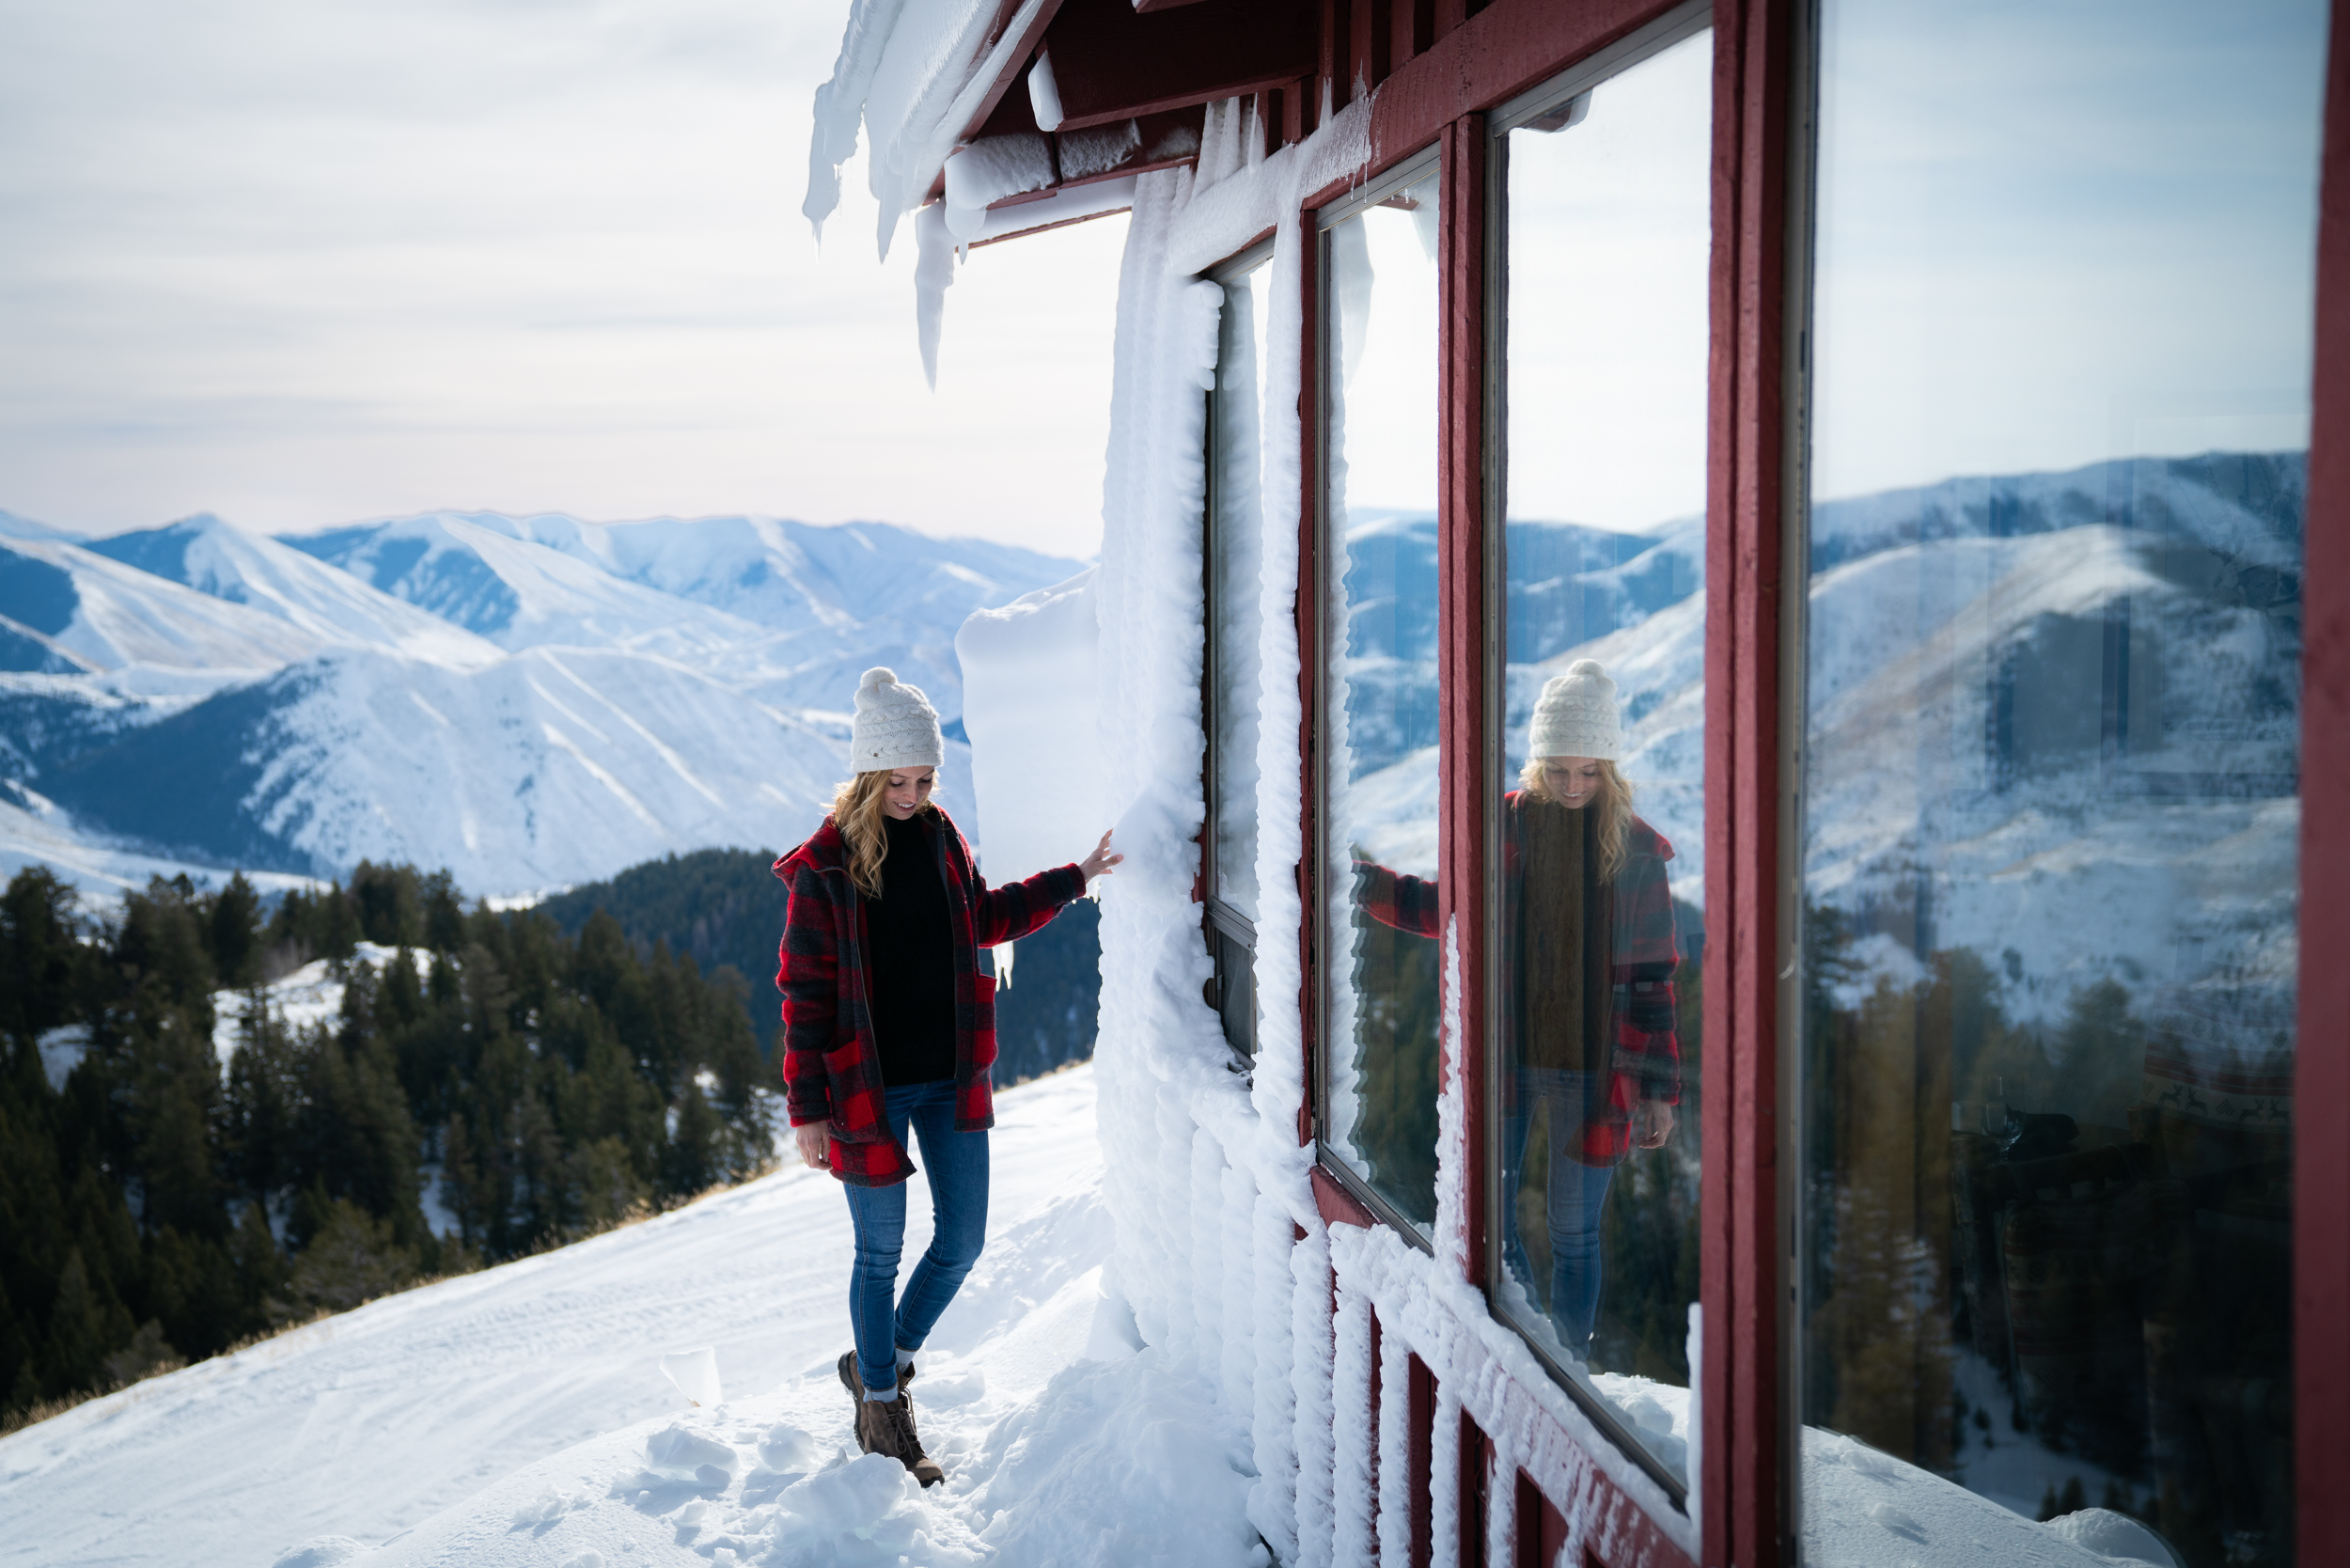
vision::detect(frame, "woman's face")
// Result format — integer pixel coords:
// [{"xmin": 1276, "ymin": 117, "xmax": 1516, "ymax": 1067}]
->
[
  {"xmin": 883, "ymin": 767, "xmax": 935, "ymax": 820},
  {"xmin": 1541, "ymin": 757, "xmax": 1604, "ymax": 809}
]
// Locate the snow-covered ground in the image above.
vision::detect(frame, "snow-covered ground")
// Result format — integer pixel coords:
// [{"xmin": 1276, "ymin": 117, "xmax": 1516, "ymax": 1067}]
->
[
  {"xmin": 0, "ymin": 1065, "xmax": 1266, "ymax": 1568},
  {"xmin": 0, "ymin": 1050, "xmax": 2167, "ymax": 1568}
]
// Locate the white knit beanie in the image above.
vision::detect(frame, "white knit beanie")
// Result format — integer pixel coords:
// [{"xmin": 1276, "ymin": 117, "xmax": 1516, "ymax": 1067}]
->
[
  {"xmin": 1528, "ymin": 659, "xmax": 1622, "ymax": 761},
  {"xmin": 850, "ymin": 666, "xmax": 945, "ymax": 773}
]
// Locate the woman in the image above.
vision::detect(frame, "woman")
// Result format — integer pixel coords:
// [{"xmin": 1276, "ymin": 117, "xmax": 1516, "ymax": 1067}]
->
[
  {"xmin": 773, "ymin": 666, "xmax": 1119, "ymax": 1484},
  {"xmin": 1355, "ymin": 658, "xmax": 1680, "ymax": 1360}
]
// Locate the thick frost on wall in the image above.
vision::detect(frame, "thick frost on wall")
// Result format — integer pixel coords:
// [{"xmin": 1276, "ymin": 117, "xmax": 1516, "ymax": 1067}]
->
[
  {"xmin": 1039, "ymin": 89, "xmax": 1719, "ymax": 1562},
  {"xmin": 958, "ymin": 71, "xmax": 2225, "ymax": 1568}
]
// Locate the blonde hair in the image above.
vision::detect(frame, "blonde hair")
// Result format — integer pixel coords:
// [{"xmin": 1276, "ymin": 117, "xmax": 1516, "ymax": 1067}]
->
[
  {"xmin": 1519, "ymin": 755, "xmax": 1635, "ymax": 883},
  {"xmin": 831, "ymin": 770, "xmax": 935, "ymax": 899}
]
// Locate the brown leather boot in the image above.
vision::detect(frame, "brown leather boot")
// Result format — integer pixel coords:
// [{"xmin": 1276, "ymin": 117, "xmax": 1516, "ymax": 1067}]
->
[
  {"xmin": 836, "ymin": 1350, "xmax": 914, "ymax": 1400},
  {"xmin": 853, "ymin": 1392, "xmax": 945, "ymax": 1487}
]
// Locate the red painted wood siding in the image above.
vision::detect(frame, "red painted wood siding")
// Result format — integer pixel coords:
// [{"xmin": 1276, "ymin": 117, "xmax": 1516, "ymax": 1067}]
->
[{"xmin": 2299, "ymin": 2, "xmax": 2350, "ymax": 1560}]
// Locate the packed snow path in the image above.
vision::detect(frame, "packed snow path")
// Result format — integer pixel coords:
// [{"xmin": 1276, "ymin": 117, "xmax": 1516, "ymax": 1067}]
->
[{"xmin": 0, "ymin": 1066, "xmax": 1264, "ymax": 1568}]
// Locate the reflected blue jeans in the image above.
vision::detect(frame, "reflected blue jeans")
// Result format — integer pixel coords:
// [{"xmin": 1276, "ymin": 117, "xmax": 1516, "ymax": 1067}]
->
[
  {"xmin": 841, "ymin": 1079, "xmax": 989, "ymax": 1395},
  {"xmin": 1500, "ymin": 1068, "xmax": 1616, "ymax": 1359}
]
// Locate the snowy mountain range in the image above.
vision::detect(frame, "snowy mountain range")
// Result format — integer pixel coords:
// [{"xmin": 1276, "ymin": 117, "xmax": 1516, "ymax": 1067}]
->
[
  {"xmin": 2, "ymin": 447, "xmax": 2303, "ymax": 1037},
  {"xmin": 1340, "ymin": 449, "xmax": 2304, "ymax": 1032},
  {"xmin": 0, "ymin": 509, "xmax": 1086, "ymax": 899}
]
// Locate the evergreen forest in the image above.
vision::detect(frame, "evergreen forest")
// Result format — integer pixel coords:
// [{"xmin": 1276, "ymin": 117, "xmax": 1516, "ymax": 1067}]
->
[
  {"xmin": 0, "ymin": 861, "xmax": 775, "ymax": 1433},
  {"xmin": 540, "ymin": 846, "xmax": 1104, "ymax": 1087}
]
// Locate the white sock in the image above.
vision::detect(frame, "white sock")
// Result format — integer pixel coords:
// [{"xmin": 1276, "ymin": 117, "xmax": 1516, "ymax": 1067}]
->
[
  {"xmin": 863, "ymin": 1386, "xmax": 896, "ymax": 1402},
  {"xmin": 894, "ymin": 1348, "xmax": 916, "ymax": 1371}
]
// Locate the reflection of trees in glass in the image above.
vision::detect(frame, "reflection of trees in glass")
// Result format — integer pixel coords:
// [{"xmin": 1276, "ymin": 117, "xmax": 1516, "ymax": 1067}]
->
[
  {"xmin": 1341, "ymin": 887, "xmax": 1440, "ymax": 1228},
  {"xmin": 1803, "ymin": 903, "xmax": 2296, "ymax": 1566},
  {"xmin": 1802, "ymin": 906, "xmax": 1959, "ymax": 1473}
]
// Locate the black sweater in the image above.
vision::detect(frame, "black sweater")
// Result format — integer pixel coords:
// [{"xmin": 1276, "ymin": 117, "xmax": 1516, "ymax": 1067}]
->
[{"xmin": 866, "ymin": 811, "xmax": 957, "ymax": 1086}]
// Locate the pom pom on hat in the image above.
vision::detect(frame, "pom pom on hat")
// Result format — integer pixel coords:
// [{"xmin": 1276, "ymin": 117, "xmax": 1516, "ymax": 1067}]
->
[
  {"xmin": 1528, "ymin": 658, "xmax": 1622, "ymax": 761},
  {"xmin": 852, "ymin": 666, "xmax": 945, "ymax": 773}
]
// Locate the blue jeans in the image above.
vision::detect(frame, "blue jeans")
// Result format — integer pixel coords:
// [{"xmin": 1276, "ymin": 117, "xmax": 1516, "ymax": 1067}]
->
[
  {"xmin": 841, "ymin": 1079, "xmax": 990, "ymax": 1395},
  {"xmin": 1500, "ymin": 1068, "xmax": 1616, "ymax": 1359}
]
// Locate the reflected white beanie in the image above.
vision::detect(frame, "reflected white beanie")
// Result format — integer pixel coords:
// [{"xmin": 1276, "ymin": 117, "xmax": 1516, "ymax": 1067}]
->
[
  {"xmin": 851, "ymin": 666, "xmax": 945, "ymax": 773},
  {"xmin": 1528, "ymin": 659, "xmax": 1622, "ymax": 761}
]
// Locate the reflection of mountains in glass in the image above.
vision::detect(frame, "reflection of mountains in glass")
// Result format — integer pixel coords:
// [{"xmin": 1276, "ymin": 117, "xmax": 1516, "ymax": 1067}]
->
[
  {"xmin": 1801, "ymin": 449, "xmax": 2303, "ymax": 1049},
  {"xmin": 1341, "ymin": 450, "xmax": 2300, "ymax": 769},
  {"xmin": 1338, "ymin": 450, "xmax": 2303, "ymax": 1034}
]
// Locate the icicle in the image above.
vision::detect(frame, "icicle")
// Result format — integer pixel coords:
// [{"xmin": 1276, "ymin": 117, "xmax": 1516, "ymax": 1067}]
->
[
  {"xmin": 1329, "ymin": 217, "xmax": 1374, "ymax": 392},
  {"xmin": 914, "ymin": 201, "xmax": 956, "ymax": 389},
  {"xmin": 802, "ymin": 0, "xmax": 910, "ymax": 243}
]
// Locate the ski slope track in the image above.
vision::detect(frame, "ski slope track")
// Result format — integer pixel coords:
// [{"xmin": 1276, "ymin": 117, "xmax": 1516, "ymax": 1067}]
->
[{"xmin": 0, "ymin": 1065, "xmax": 1267, "ymax": 1568}]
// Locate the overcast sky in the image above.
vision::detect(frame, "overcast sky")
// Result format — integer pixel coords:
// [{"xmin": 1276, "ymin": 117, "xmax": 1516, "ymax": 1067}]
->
[{"xmin": 0, "ymin": 0, "xmax": 1127, "ymax": 558}]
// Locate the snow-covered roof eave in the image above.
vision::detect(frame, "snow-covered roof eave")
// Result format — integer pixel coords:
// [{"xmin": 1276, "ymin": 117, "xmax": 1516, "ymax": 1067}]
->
[{"xmin": 805, "ymin": 0, "xmax": 1073, "ymax": 385}]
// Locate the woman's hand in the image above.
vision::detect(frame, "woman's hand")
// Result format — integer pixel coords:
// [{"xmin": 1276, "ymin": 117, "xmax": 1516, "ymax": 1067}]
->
[
  {"xmin": 1078, "ymin": 829, "xmax": 1124, "ymax": 885},
  {"xmin": 1634, "ymin": 1102, "xmax": 1676, "ymax": 1150},
  {"xmin": 794, "ymin": 1123, "xmax": 829, "ymax": 1169}
]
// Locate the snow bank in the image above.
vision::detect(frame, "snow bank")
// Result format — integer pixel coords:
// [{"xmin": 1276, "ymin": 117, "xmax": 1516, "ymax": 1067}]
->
[{"xmin": 953, "ymin": 569, "xmax": 1106, "ymax": 884}]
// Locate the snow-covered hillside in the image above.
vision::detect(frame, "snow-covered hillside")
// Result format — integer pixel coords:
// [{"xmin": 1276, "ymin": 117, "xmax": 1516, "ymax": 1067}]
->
[
  {"xmin": 0, "ymin": 507, "xmax": 1087, "ymax": 900},
  {"xmin": 0, "ymin": 1059, "xmax": 2153, "ymax": 1568},
  {"xmin": 0, "ymin": 533, "xmax": 329, "ymax": 677},
  {"xmin": 0, "ymin": 1067, "xmax": 1266, "ymax": 1568},
  {"xmin": 84, "ymin": 515, "xmax": 506, "ymax": 668}
]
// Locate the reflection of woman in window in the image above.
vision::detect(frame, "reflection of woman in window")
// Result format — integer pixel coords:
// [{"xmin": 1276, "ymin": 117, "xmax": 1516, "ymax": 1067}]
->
[
  {"xmin": 1355, "ymin": 658, "xmax": 1681, "ymax": 1360},
  {"xmin": 1504, "ymin": 660, "xmax": 1680, "ymax": 1361}
]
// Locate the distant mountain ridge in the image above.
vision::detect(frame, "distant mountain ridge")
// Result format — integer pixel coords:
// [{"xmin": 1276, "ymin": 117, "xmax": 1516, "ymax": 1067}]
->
[
  {"xmin": 0, "ymin": 507, "xmax": 1089, "ymax": 899},
  {"xmin": 1336, "ymin": 449, "xmax": 2304, "ymax": 1031}
]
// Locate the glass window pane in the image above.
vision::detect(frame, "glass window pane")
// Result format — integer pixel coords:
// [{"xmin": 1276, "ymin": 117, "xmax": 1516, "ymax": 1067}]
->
[
  {"xmin": 1799, "ymin": 5, "xmax": 2319, "ymax": 1563},
  {"xmin": 1322, "ymin": 164, "xmax": 1443, "ymax": 1234},
  {"xmin": 1492, "ymin": 28, "xmax": 1711, "ymax": 1489}
]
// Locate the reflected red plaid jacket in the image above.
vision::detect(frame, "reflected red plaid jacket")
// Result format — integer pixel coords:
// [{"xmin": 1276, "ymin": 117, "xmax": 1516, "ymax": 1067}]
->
[
  {"xmin": 1355, "ymin": 792, "xmax": 1683, "ymax": 1166},
  {"xmin": 773, "ymin": 807, "xmax": 1085, "ymax": 1187}
]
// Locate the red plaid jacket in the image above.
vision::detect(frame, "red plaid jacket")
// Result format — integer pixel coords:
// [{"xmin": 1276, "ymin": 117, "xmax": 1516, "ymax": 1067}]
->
[
  {"xmin": 1355, "ymin": 792, "xmax": 1682, "ymax": 1166},
  {"xmin": 773, "ymin": 808, "xmax": 1085, "ymax": 1186}
]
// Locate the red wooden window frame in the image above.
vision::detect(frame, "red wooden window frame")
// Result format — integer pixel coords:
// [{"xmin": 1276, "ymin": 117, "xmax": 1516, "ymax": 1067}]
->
[
  {"xmin": 1296, "ymin": 0, "xmax": 1762, "ymax": 1562},
  {"xmin": 1279, "ymin": 0, "xmax": 2349, "ymax": 1561}
]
